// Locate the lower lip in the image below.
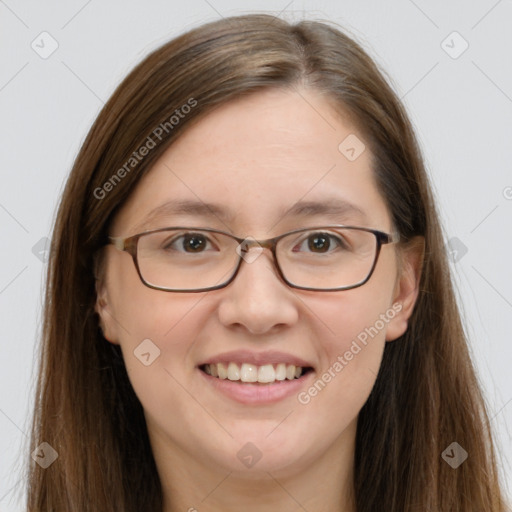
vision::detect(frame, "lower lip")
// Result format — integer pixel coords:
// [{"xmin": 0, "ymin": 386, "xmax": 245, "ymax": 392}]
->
[{"xmin": 198, "ymin": 367, "xmax": 314, "ymax": 405}]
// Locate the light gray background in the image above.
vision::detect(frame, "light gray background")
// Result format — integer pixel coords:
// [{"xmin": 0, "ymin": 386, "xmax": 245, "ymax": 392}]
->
[{"xmin": 1, "ymin": 0, "xmax": 511, "ymax": 509}]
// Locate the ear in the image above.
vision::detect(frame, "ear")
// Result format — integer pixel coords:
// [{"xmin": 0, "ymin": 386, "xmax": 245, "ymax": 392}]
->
[
  {"xmin": 93, "ymin": 250, "xmax": 120, "ymax": 345},
  {"xmin": 385, "ymin": 236, "xmax": 425, "ymax": 342}
]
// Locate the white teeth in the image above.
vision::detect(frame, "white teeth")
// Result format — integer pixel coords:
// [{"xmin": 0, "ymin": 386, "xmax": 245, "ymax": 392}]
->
[
  {"xmin": 275, "ymin": 363, "xmax": 287, "ymax": 381},
  {"xmin": 240, "ymin": 363, "xmax": 258, "ymax": 382},
  {"xmin": 204, "ymin": 362, "xmax": 308, "ymax": 383},
  {"xmin": 227, "ymin": 362, "xmax": 240, "ymax": 381},
  {"xmin": 217, "ymin": 362, "xmax": 228, "ymax": 380},
  {"xmin": 257, "ymin": 364, "xmax": 275, "ymax": 383}
]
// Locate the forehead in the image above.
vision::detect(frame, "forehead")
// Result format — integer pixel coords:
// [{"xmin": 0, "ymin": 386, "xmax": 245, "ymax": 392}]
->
[{"xmin": 111, "ymin": 88, "xmax": 391, "ymax": 236}]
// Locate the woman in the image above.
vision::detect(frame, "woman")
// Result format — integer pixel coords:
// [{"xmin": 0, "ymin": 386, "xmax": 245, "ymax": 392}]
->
[{"xmin": 26, "ymin": 13, "xmax": 508, "ymax": 512}]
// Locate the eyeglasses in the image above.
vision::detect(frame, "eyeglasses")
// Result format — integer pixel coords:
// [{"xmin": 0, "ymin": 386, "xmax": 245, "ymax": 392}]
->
[{"xmin": 107, "ymin": 225, "xmax": 400, "ymax": 292}]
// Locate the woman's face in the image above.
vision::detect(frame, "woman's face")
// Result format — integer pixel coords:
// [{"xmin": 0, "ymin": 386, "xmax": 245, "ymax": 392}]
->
[{"xmin": 96, "ymin": 88, "xmax": 419, "ymax": 481}]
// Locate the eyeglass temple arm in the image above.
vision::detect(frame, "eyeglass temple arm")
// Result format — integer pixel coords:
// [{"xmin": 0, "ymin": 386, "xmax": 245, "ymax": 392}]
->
[
  {"xmin": 108, "ymin": 236, "xmax": 126, "ymax": 251},
  {"xmin": 388, "ymin": 231, "xmax": 401, "ymax": 244}
]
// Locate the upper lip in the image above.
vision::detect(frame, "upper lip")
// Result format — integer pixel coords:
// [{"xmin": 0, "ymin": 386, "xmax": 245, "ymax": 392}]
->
[{"xmin": 199, "ymin": 350, "xmax": 315, "ymax": 369}]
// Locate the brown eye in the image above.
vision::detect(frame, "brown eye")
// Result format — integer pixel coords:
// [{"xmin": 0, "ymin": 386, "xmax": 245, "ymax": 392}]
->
[
  {"xmin": 163, "ymin": 232, "xmax": 213, "ymax": 253},
  {"xmin": 292, "ymin": 232, "xmax": 347, "ymax": 254}
]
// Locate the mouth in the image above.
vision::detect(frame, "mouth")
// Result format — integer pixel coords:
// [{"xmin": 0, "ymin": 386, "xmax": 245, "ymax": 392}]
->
[{"xmin": 199, "ymin": 362, "xmax": 315, "ymax": 384}]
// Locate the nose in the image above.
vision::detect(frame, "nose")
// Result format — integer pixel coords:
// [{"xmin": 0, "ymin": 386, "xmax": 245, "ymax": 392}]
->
[{"xmin": 216, "ymin": 246, "xmax": 299, "ymax": 335}]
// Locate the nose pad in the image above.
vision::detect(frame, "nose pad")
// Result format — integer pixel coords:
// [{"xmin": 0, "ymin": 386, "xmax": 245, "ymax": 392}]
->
[
  {"xmin": 232, "ymin": 236, "xmax": 285, "ymax": 287},
  {"xmin": 235, "ymin": 236, "xmax": 265, "ymax": 264}
]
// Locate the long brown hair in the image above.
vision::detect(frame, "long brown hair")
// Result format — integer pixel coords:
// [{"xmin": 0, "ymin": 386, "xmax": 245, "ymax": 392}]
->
[{"xmin": 26, "ymin": 13, "xmax": 508, "ymax": 511}]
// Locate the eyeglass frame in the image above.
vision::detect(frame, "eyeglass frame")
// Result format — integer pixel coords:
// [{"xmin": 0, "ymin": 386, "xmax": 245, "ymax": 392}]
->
[{"xmin": 106, "ymin": 224, "xmax": 401, "ymax": 293}]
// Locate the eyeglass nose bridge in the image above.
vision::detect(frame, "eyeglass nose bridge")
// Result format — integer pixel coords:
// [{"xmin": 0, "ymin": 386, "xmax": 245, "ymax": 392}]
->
[
  {"xmin": 230, "ymin": 234, "xmax": 291, "ymax": 290},
  {"xmin": 238, "ymin": 235, "xmax": 274, "ymax": 249},
  {"xmin": 236, "ymin": 236, "xmax": 278, "ymax": 263}
]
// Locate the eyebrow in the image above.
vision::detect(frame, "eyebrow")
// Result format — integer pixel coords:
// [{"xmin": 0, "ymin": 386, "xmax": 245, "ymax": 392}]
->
[{"xmin": 134, "ymin": 197, "xmax": 368, "ymax": 231}]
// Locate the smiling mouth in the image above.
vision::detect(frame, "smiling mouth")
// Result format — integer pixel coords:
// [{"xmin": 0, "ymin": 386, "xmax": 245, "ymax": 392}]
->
[{"xmin": 199, "ymin": 362, "xmax": 314, "ymax": 384}]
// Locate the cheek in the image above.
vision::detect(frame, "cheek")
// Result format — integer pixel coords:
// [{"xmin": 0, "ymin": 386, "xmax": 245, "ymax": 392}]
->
[
  {"xmin": 108, "ymin": 253, "xmax": 202, "ymax": 345},
  {"xmin": 112, "ymin": 294, "xmax": 209, "ymax": 446},
  {"xmin": 106, "ymin": 259, "xmax": 205, "ymax": 399},
  {"xmin": 298, "ymin": 265, "xmax": 397, "ymax": 415},
  {"xmin": 312, "ymin": 268, "xmax": 396, "ymax": 361},
  {"xmin": 311, "ymin": 294, "xmax": 391, "ymax": 392},
  {"xmin": 114, "ymin": 292, "xmax": 204, "ymax": 374}
]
